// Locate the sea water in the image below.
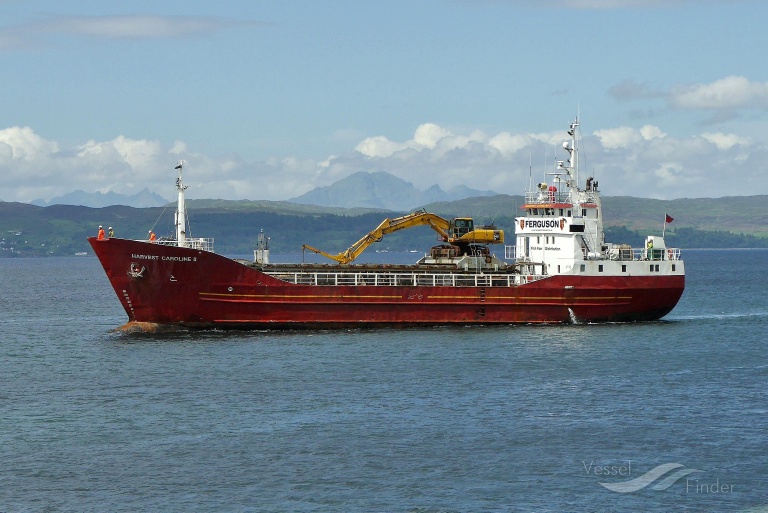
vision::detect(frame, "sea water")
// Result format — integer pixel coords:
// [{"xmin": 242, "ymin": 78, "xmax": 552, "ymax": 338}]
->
[{"xmin": 0, "ymin": 250, "xmax": 766, "ymax": 512}]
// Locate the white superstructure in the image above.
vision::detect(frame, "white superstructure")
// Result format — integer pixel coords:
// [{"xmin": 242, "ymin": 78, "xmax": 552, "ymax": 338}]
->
[{"xmin": 511, "ymin": 119, "xmax": 684, "ymax": 280}]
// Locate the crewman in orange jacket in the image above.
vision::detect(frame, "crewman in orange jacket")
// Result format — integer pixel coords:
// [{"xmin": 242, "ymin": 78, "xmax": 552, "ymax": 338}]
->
[
  {"xmin": 148, "ymin": 230, "xmax": 156, "ymax": 242},
  {"xmin": 97, "ymin": 225, "xmax": 105, "ymax": 240}
]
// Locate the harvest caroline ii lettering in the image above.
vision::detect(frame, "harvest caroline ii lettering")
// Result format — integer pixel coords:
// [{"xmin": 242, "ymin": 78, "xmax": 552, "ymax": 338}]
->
[{"xmin": 130, "ymin": 254, "xmax": 196, "ymax": 262}]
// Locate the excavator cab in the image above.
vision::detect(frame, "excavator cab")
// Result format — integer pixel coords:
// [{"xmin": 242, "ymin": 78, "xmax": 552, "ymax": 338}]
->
[{"xmin": 451, "ymin": 218, "xmax": 474, "ymax": 239}]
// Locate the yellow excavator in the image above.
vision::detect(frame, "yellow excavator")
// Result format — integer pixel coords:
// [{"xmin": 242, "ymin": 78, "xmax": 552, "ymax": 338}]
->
[{"xmin": 302, "ymin": 209, "xmax": 504, "ymax": 264}]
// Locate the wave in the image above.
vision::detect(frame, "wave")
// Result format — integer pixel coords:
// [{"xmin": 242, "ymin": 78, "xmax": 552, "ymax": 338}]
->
[{"xmin": 667, "ymin": 311, "xmax": 768, "ymax": 321}]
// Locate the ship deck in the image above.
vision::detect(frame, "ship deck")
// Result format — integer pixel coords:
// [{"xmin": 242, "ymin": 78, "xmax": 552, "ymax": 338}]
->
[{"xmin": 235, "ymin": 261, "xmax": 534, "ymax": 288}]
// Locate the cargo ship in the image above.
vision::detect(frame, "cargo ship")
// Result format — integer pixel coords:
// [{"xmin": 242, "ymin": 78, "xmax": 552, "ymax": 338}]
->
[{"xmin": 89, "ymin": 119, "xmax": 685, "ymax": 330}]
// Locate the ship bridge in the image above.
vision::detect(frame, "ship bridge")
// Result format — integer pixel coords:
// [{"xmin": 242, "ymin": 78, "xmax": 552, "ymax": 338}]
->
[{"xmin": 508, "ymin": 119, "xmax": 682, "ymax": 280}]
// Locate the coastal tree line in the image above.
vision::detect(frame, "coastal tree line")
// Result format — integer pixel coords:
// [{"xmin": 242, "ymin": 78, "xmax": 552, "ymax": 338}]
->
[{"xmin": 1, "ymin": 202, "xmax": 767, "ymax": 257}]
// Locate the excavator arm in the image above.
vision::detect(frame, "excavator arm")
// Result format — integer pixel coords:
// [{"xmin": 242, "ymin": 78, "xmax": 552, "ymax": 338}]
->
[
  {"xmin": 302, "ymin": 210, "xmax": 451, "ymax": 264},
  {"xmin": 302, "ymin": 209, "xmax": 505, "ymax": 264}
]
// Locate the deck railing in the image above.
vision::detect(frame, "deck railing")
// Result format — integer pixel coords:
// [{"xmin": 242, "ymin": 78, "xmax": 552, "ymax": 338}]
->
[
  {"xmin": 511, "ymin": 245, "xmax": 682, "ymax": 262},
  {"xmin": 150, "ymin": 237, "xmax": 215, "ymax": 252},
  {"xmin": 524, "ymin": 190, "xmax": 576, "ymax": 205},
  {"xmin": 263, "ymin": 270, "xmax": 542, "ymax": 288}
]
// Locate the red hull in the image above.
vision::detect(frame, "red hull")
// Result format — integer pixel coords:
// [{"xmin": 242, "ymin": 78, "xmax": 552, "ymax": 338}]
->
[{"xmin": 89, "ymin": 237, "xmax": 685, "ymax": 329}]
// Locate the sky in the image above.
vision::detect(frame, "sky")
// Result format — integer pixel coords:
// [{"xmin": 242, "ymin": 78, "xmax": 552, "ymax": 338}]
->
[{"xmin": 1, "ymin": 0, "xmax": 767, "ymax": 203}]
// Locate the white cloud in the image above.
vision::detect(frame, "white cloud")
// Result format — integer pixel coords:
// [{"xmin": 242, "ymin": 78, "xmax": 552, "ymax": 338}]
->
[
  {"xmin": 170, "ymin": 141, "xmax": 188, "ymax": 155},
  {"xmin": 2, "ymin": 120, "xmax": 768, "ymax": 204},
  {"xmin": 701, "ymin": 132, "xmax": 750, "ymax": 151},
  {"xmin": 488, "ymin": 133, "xmax": 536, "ymax": 156},
  {"xmin": 51, "ymin": 15, "xmax": 249, "ymax": 39},
  {"xmin": 0, "ymin": 15, "xmax": 263, "ymax": 51},
  {"xmin": 653, "ymin": 162, "xmax": 686, "ymax": 187},
  {"xmin": 593, "ymin": 125, "xmax": 666, "ymax": 150},
  {"xmin": 669, "ymin": 76, "xmax": 768, "ymax": 110},
  {"xmin": 593, "ymin": 126, "xmax": 642, "ymax": 149},
  {"xmin": 639, "ymin": 125, "xmax": 667, "ymax": 140},
  {"xmin": 355, "ymin": 136, "xmax": 406, "ymax": 158},
  {"xmin": 0, "ymin": 126, "xmax": 59, "ymax": 160},
  {"xmin": 413, "ymin": 123, "xmax": 453, "ymax": 149},
  {"xmin": 354, "ymin": 123, "xmax": 480, "ymax": 158}
]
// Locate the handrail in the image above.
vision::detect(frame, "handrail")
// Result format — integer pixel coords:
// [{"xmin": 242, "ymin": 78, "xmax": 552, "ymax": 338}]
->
[
  {"xmin": 524, "ymin": 190, "xmax": 573, "ymax": 205},
  {"xmin": 142, "ymin": 237, "xmax": 215, "ymax": 253},
  {"xmin": 263, "ymin": 269, "xmax": 547, "ymax": 288},
  {"xmin": 513, "ymin": 243, "xmax": 682, "ymax": 263},
  {"xmin": 604, "ymin": 246, "xmax": 682, "ymax": 261}
]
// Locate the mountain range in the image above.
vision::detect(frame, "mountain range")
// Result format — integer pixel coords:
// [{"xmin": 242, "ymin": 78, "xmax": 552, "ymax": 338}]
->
[
  {"xmin": 26, "ymin": 172, "xmax": 496, "ymax": 210},
  {"xmin": 288, "ymin": 171, "xmax": 497, "ymax": 210},
  {"xmin": 31, "ymin": 188, "xmax": 169, "ymax": 208}
]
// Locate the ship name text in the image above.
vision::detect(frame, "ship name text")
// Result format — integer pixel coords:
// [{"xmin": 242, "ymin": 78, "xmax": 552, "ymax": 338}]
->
[{"xmin": 131, "ymin": 253, "xmax": 197, "ymax": 262}]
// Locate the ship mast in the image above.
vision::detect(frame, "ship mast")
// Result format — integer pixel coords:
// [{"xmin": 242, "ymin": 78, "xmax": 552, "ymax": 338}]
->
[
  {"xmin": 557, "ymin": 118, "xmax": 579, "ymax": 190},
  {"xmin": 174, "ymin": 161, "xmax": 188, "ymax": 246}
]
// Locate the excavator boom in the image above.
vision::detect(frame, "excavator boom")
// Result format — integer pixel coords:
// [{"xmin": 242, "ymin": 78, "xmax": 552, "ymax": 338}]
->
[
  {"xmin": 302, "ymin": 209, "xmax": 503, "ymax": 264},
  {"xmin": 303, "ymin": 210, "xmax": 449, "ymax": 264},
  {"xmin": 301, "ymin": 244, "xmax": 347, "ymax": 263}
]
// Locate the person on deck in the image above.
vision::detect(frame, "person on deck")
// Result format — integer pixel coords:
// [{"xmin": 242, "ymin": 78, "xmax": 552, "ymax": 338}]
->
[
  {"xmin": 148, "ymin": 230, "xmax": 156, "ymax": 242},
  {"xmin": 97, "ymin": 225, "xmax": 105, "ymax": 240},
  {"xmin": 108, "ymin": 227, "xmax": 114, "ymax": 238}
]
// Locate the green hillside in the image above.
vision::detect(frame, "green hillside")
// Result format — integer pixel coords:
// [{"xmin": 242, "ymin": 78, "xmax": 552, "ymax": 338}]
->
[
  {"xmin": 186, "ymin": 199, "xmax": 388, "ymax": 216},
  {"xmin": 2, "ymin": 194, "xmax": 767, "ymax": 257},
  {"xmin": 421, "ymin": 194, "xmax": 768, "ymax": 236}
]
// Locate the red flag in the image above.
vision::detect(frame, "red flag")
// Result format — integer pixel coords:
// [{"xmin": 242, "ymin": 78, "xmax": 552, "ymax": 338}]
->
[{"xmin": 665, "ymin": 214, "xmax": 674, "ymax": 223}]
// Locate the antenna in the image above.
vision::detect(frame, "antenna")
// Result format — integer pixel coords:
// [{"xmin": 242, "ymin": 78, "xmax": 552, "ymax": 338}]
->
[
  {"xmin": 528, "ymin": 152, "xmax": 532, "ymax": 191},
  {"xmin": 576, "ymin": 105, "xmax": 581, "ymax": 185}
]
